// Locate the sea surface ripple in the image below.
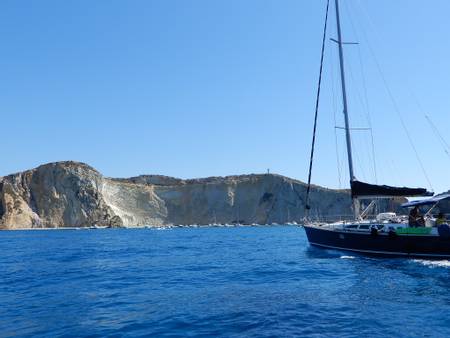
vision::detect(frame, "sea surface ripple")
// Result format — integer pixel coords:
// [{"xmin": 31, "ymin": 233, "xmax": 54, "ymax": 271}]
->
[{"xmin": 1, "ymin": 226, "xmax": 450, "ymax": 337}]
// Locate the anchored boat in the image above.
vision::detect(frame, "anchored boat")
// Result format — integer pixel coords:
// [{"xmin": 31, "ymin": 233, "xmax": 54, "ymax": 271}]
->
[
  {"xmin": 304, "ymin": 194, "xmax": 450, "ymax": 258},
  {"xmin": 303, "ymin": 0, "xmax": 450, "ymax": 258}
]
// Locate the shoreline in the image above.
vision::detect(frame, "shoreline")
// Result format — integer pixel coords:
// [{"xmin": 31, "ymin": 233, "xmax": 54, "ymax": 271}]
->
[{"xmin": 0, "ymin": 223, "xmax": 302, "ymax": 231}]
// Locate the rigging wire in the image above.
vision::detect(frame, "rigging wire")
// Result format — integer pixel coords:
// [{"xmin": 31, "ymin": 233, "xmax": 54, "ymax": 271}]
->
[
  {"xmin": 305, "ymin": 0, "xmax": 330, "ymax": 214},
  {"xmin": 343, "ymin": 0, "xmax": 378, "ymax": 184},
  {"xmin": 356, "ymin": 42, "xmax": 379, "ymax": 184},
  {"xmin": 345, "ymin": 63, "xmax": 374, "ymax": 182},
  {"xmin": 329, "ymin": 40, "xmax": 343, "ymax": 189},
  {"xmin": 352, "ymin": 137, "xmax": 367, "ymax": 182},
  {"xmin": 409, "ymin": 92, "xmax": 450, "ymax": 159},
  {"xmin": 352, "ymin": 0, "xmax": 434, "ymax": 192},
  {"xmin": 425, "ymin": 115, "xmax": 450, "ymax": 158}
]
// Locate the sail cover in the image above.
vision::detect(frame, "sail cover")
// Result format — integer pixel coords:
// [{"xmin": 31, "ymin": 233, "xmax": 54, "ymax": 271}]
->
[{"xmin": 351, "ymin": 180, "xmax": 433, "ymax": 198}]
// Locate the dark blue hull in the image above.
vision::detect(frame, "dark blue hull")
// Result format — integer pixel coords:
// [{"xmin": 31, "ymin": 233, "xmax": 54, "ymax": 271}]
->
[{"xmin": 303, "ymin": 225, "xmax": 450, "ymax": 258}]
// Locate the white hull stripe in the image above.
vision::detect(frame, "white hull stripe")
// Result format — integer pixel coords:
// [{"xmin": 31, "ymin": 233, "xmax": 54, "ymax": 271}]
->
[{"xmin": 309, "ymin": 242, "xmax": 450, "ymax": 258}]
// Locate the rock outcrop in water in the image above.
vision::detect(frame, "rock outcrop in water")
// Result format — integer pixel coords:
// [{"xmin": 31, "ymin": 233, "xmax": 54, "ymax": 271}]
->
[{"xmin": 0, "ymin": 161, "xmax": 358, "ymax": 229}]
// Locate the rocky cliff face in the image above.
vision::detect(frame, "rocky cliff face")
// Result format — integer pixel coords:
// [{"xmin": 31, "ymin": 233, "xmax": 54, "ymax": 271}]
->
[
  {"xmin": 0, "ymin": 162, "xmax": 120, "ymax": 229},
  {"xmin": 0, "ymin": 161, "xmax": 355, "ymax": 229}
]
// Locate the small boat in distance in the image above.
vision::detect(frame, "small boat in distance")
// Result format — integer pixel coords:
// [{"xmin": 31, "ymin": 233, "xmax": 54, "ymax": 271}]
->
[{"xmin": 303, "ymin": 0, "xmax": 450, "ymax": 258}]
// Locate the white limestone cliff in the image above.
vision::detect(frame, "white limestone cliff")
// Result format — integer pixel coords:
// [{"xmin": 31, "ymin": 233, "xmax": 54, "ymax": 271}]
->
[{"xmin": 0, "ymin": 161, "xmax": 354, "ymax": 229}]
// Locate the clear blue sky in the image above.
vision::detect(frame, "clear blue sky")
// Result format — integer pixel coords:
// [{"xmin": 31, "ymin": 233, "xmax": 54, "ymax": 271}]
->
[{"xmin": 2, "ymin": 0, "xmax": 450, "ymax": 193}]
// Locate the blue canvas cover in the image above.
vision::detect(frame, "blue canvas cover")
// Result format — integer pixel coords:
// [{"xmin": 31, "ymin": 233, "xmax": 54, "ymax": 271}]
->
[{"xmin": 401, "ymin": 193, "xmax": 450, "ymax": 208}]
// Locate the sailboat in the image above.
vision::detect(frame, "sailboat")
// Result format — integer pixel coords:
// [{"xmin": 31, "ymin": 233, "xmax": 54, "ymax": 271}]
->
[{"xmin": 303, "ymin": 0, "xmax": 450, "ymax": 258}]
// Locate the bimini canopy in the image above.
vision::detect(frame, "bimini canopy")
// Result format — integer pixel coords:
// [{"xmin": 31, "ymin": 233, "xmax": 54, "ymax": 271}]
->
[
  {"xmin": 351, "ymin": 180, "xmax": 433, "ymax": 199},
  {"xmin": 401, "ymin": 193, "xmax": 450, "ymax": 208}
]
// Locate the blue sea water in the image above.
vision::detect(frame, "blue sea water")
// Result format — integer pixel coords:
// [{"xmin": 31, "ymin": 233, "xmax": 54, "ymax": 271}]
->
[{"xmin": 1, "ymin": 226, "xmax": 450, "ymax": 338}]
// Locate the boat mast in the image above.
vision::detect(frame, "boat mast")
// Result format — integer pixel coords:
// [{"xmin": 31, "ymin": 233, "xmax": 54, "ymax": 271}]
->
[
  {"xmin": 334, "ymin": 0, "xmax": 354, "ymax": 182},
  {"xmin": 334, "ymin": 0, "xmax": 359, "ymax": 218}
]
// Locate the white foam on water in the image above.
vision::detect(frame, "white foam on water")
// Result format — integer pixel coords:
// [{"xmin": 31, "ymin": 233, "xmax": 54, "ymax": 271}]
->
[
  {"xmin": 413, "ymin": 259, "xmax": 450, "ymax": 268},
  {"xmin": 340, "ymin": 255, "xmax": 355, "ymax": 259}
]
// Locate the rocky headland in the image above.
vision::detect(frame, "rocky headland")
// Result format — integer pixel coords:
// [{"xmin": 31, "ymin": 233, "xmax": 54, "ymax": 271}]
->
[{"xmin": 0, "ymin": 161, "xmax": 396, "ymax": 229}]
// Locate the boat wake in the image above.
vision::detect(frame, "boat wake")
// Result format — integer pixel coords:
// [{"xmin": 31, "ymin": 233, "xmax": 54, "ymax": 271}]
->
[
  {"xmin": 413, "ymin": 259, "xmax": 450, "ymax": 268},
  {"xmin": 340, "ymin": 255, "xmax": 356, "ymax": 259}
]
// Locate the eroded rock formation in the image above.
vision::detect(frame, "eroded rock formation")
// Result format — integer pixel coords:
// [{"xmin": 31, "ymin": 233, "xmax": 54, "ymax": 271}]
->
[{"xmin": 0, "ymin": 161, "xmax": 354, "ymax": 229}]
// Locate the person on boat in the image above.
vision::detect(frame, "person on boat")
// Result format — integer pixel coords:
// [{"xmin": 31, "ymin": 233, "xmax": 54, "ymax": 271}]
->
[
  {"xmin": 436, "ymin": 212, "xmax": 447, "ymax": 226},
  {"xmin": 409, "ymin": 206, "xmax": 424, "ymax": 227}
]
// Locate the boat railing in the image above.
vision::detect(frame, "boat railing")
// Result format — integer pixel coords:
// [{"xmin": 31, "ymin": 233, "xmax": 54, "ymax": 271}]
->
[
  {"xmin": 307, "ymin": 214, "xmax": 358, "ymax": 223},
  {"xmin": 308, "ymin": 214, "xmax": 409, "ymax": 224}
]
